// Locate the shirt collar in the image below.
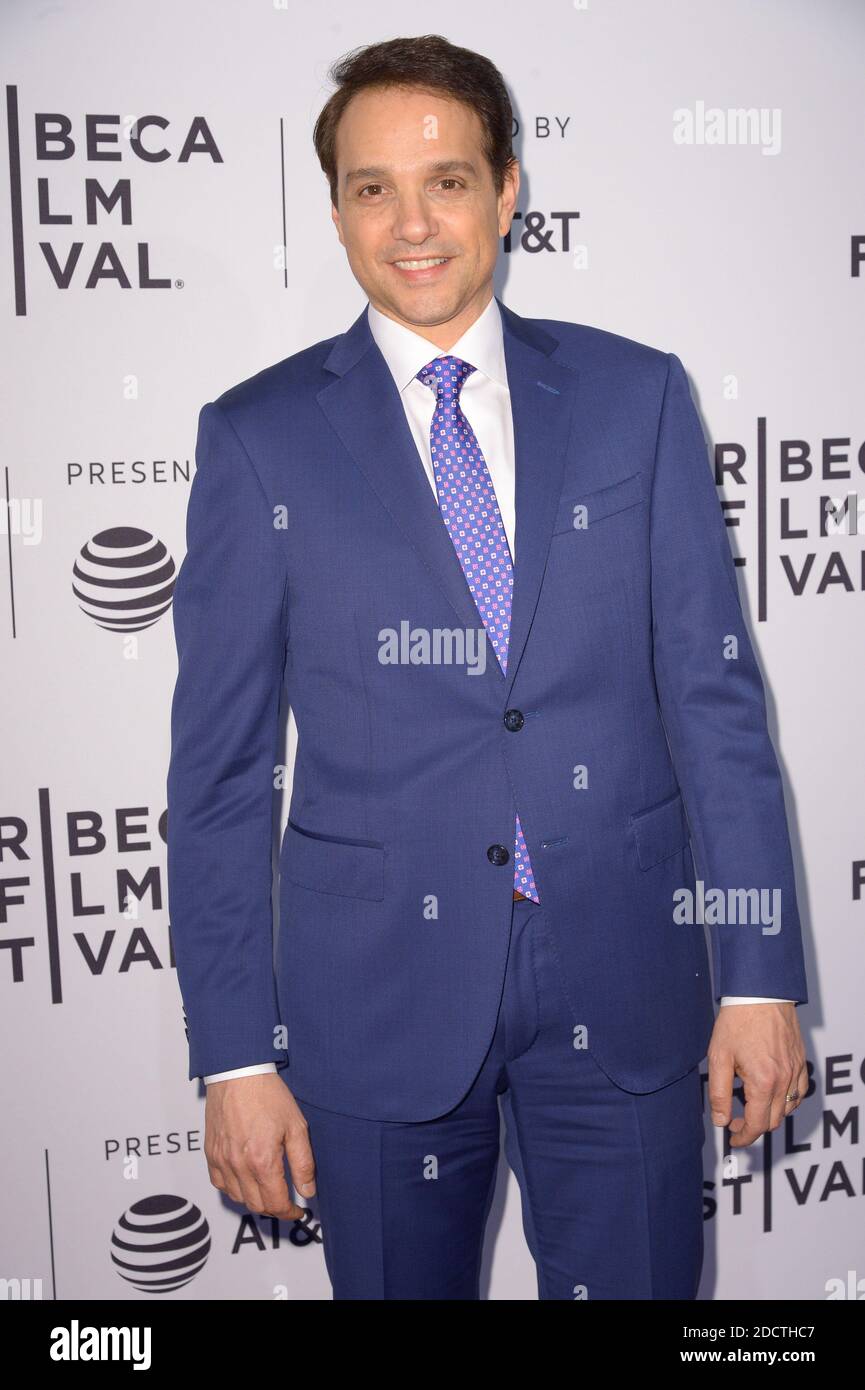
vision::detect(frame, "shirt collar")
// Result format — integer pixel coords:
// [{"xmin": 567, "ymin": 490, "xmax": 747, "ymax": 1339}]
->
[{"xmin": 367, "ymin": 293, "xmax": 507, "ymax": 394}]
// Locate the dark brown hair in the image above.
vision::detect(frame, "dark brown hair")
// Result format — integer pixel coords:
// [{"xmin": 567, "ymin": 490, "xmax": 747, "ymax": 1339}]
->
[{"xmin": 313, "ymin": 34, "xmax": 516, "ymax": 207}]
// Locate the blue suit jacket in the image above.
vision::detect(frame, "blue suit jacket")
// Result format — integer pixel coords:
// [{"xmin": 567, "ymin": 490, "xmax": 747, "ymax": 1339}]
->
[{"xmin": 166, "ymin": 296, "xmax": 808, "ymax": 1121}]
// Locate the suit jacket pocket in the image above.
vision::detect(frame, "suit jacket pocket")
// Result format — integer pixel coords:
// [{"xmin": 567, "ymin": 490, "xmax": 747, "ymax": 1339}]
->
[
  {"xmin": 281, "ymin": 821, "xmax": 385, "ymax": 901},
  {"xmin": 628, "ymin": 790, "xmax": 690, "ymax": 871},
  {"xmin": 553, "ymin": 470, "xmax": 645, "ymax": 535}
]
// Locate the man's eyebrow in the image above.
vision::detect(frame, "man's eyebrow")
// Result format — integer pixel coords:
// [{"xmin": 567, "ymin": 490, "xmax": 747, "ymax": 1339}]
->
[{"xmin": 343, "ymin": 159, "xmax": 479, "ymax": 185}]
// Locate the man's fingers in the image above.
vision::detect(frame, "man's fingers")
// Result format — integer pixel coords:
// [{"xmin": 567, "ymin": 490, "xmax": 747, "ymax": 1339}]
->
[
  {"xmin": 729, "ymin": 1081, "xmax": 773, "ymax": 1148},
  {"xmin": 208, "ymin": 1159, "xmax": 248, "ymax": 1208},
  {"xmin": 766, "ymin": 1083, "xmax": 790, "ymax": 1133},
  {"xmin": 236, "ymin": 1128, "xmax": 316, "ymax": 1220},
  {"xmin": 206, "ymin": 1161, "xmax": 228, "ymax": 1196},
  {"xmin": 211, "ymin": 1154, "xmax": 306, "ymax": 1222},
  {"xmin": 256, "ymin": 1166, "xmax": 308, "ymax": 1222},
  {"xmin": 783, "ymin": 1060, "xmax": 808, "ymax": 1116},
  {"xmin": 286, "ymin": 1124, "xmax": 317, "ymax": 1199},
  {"xmin": 769, "ymin": 1068, "xmax": 797, "ymax": 1129},
  {"xmin": 224, "ymin": 1151, "xmax": 268, "ymax": 1215},
  {"xmin": 226, "ymin": 1147, "xmax": 307, "ymax": 1221},
  {"xmin": 707, "ymin": 1048, "xmax": 735, "ymax": 1126}
]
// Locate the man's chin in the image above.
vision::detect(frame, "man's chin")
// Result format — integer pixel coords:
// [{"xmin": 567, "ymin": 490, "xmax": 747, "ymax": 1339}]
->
[{"xmin": 373, "ymin": 284, "xmax": 468, "ymax": 330}]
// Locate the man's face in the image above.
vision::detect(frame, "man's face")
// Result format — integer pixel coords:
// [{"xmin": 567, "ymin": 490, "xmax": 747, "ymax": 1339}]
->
[{"xmin": 331, "ymin": 85, "xmax": 519, "ymax": 345}]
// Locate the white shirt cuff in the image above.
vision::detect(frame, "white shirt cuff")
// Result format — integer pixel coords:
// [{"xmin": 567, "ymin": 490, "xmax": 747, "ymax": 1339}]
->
[
  {"xmin": 203, "ymin": 1063, "xmax": 279, "ymax": 1083},
  {"xmin": 720, "ymin": 996, "xmax": 796, "ymax": 1006}
]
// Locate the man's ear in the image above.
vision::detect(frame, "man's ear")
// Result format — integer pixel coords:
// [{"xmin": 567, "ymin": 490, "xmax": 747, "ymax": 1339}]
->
[
  {"xmin": 498, "ymin": 159, "xmax": 520, "ymax": 237},
  {"xmin": 331, "ymin": 201, "xmax": 345, "ymax": 247}
]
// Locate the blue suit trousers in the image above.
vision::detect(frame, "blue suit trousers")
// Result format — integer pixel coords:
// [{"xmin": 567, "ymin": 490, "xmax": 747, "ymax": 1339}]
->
[{"xmin": 295, "ymin": 897, "xmax": 706, "ymax": 1300}]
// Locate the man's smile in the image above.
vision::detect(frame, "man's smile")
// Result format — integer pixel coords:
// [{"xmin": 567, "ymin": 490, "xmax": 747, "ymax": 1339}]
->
[{"xmin": 389, "ymin": 255, "xmax": 452, "ymax": 282}]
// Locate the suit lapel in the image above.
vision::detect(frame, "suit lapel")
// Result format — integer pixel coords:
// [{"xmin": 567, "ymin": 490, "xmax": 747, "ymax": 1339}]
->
[
  {"xmin": 498, "ymin": 299, "xmax": 580, "ymax": 702},
  {"xmin": 317, "ymin": 307, "xmax": 487, "ymax": 640},
  {"xmin": 317, "ymin": 297, "xmax": 580, "ymax": 698}
]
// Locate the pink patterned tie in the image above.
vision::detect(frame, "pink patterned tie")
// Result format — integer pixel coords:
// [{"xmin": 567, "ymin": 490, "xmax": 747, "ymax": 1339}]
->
[{"xmin": 417, "ymin": 354, "xmax": 539, "ymax": 903}]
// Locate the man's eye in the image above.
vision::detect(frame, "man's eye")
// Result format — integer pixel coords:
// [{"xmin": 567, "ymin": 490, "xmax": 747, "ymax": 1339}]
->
[{"xmin": 357, "ymin": 179, "xmax": 463, "ymax": 199}]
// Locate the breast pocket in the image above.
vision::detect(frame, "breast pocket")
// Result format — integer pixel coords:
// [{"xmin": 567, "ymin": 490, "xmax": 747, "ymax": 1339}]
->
[
  {"xmin": 628, "ymin": 790, "xmax": 690, "ymax": 870},
  {"xmin": 552, "ymin": 470, "xmax": 646, "ymax": 536},
  {"xmin": 545, "ymin": 469, "xmax": 647, "ymax": 611},
  {"xmin": 281, "ymin": 821, "xmax": 385, "ymax": 901}
]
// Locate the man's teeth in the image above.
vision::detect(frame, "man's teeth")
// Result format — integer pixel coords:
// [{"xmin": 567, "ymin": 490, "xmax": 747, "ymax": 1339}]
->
[{"xmin": 394, "ymin": 258, "xmax": 448, "ymax": 269}]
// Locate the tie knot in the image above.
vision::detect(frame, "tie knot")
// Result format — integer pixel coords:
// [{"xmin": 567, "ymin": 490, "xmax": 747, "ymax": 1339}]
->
[{"xmin": 416, "ymin": 355, "xmax": 475, "ymax": 403}]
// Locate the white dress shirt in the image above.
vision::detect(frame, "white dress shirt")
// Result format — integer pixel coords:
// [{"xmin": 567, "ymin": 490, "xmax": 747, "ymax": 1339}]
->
[{"xmin": 203, "ymin": 297, "xmax": 790, "ymax": 1084}]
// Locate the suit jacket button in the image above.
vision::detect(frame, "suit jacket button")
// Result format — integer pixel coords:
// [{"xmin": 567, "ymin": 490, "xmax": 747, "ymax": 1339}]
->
[
  {"xmin": 504, "ymin": 709, "xmax": 525, "ymax": 732},
  {"xmin": 487, "ymin": 844, "xmax": 510, "ymax": 866}
]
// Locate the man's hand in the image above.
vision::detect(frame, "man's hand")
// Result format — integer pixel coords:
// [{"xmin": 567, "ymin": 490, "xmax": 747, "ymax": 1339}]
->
[
  {"xmin": 204, "ymin": 1072, "xmax": 315, "ymax": 1219},
  {"xmin": 707, "ymin": 1003, "xmax": 807, "ymax": 1148}
]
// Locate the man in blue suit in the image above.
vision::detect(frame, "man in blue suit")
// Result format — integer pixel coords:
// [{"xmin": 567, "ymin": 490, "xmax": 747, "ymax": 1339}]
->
[{"xmin": 166, "ymin": 35, "xmax": 809, "ymax": 1299}]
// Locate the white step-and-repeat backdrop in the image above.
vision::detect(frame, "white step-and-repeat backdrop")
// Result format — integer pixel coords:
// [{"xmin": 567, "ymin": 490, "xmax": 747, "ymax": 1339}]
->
[{"xmin": 2, "ymin": 0, "xmax": 863, "ymax": 1300}]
